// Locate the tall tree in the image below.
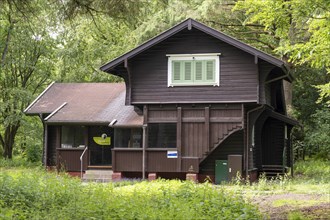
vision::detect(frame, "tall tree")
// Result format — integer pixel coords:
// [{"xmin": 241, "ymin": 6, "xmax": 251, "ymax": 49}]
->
[{"xmin": 0, "ymin": 0, "xmax": 56, "ymax": 158}]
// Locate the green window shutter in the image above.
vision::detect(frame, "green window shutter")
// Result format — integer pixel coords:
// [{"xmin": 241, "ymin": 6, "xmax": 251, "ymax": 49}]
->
[
  {"xmin": 171, "ymin": 57, "xmax": 217, "ymax": 85},
  {"xmin": 172, "ymin": 61, "xmax": 181, "ymax": 81},
  {"xmin": 184, "ymin": 61, "xmax": 192, "ymax": 81},
  {"xmin": 195, "ymin": 61, "xmax": 203, "ymax": 81},
  {"xmin": 206, "ymin": 60, "xmax": 215, "ymax": 81}
]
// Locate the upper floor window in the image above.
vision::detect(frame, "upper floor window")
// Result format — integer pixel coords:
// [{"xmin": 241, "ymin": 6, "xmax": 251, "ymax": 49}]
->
[{"xmin": 167, "ymin": 53, "xmax": 220, "ymax": 87}]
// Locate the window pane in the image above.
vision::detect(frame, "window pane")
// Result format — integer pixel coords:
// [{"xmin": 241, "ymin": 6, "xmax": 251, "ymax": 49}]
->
[
  {"xmin": 114, "ymin": 128, "xmax": 142, "ymax": 148},
  {"xmin": 131, "ymin": 129, "xmax": 142, "ymax": 148},
  {"xmin": 206, "ymin": 60, "xmax": 215, "ymax": 80},
  {"xmin": 173, "ymin": 61, "xmax": 181, "ymax": 81},
  {"xmin": 184, "ymin": 61, "xmax": 192, "ymax": 80},
  {"xmin": 114, "ymin": 128, "xmax": 130, "ymax": 148},
  {"xmin": 74, "ymin": 126, "xmax": 85, "ymax": 147},
  {"xmin": 148, "ymin": 123, "xmax": 176, "ymax": 148},
  {"xmin": 61, "ymin": 126, "xmax": 74, "ymax": 148},
  {"xmin": 195, "ymin": 61, "xmax": 203, "ymax": 80}
]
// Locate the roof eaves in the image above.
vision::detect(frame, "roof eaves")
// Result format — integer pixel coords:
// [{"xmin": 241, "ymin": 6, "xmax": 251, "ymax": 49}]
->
[
  {"xmin": 270, "ymin": 111, "xmax": 300, "ymax": 126},
  {"xmin": 100, "ymin": 18, "xmax": 286, "ymax": 73},
  {"xmin": 44, "ymin": 102, "xmax": 67, "ymax": 121},
  {"xmin": 100, "ymin": 18, "xmax": 191, "ymax": 72},
  {"xmin": 190, "ymin": 20, "xmax": 285, "ymax": 68}
]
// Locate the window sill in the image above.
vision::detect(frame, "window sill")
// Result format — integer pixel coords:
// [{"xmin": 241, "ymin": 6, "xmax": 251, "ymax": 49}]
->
[
  {"xmin": 113, "ymin": 148, "xmax": 142, "ymax": 151},
  {"xmin": 57, "ymin": 148, "xmax": 84, "ymax": 151},
  {"xmin": 168, "ymin": 83, "xmax": 219, "ymax": 87},
  {"xmin": 146, "ymin": 148, "xmax": 177, "ymax": 151}
]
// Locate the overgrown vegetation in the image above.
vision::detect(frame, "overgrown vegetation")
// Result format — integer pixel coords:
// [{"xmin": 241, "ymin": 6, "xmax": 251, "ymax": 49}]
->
[
  {"xmin": 0, "ymin": 159, "xmax": 329, "ymax": 219},
  {"xmin": 223, "ymin": 159, "xmax": 330, "ymax": 219},
  {"xmin": 0, "ymin": 168, "xmax": 261, "ymax": 219}
]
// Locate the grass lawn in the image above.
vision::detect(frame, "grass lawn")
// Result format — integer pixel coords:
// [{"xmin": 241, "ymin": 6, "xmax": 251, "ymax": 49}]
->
[
  {"xmin": 0, "ymin": 158, "xmax": 329, "ymax": 219},
  {"xmin": 221, "ymin": 159, "xmax": 330, "ymax": 219}
]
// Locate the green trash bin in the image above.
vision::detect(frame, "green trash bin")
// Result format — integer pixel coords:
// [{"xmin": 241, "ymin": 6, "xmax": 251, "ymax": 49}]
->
[{"xmin": 215, "ymin": 160, "xmax": 228, "ymax": 184}]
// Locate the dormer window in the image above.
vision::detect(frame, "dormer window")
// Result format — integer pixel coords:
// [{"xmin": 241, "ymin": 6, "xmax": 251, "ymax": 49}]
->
[{"xmin": 167, "ymin": 53, "xmax": 220, "ymax": 87}]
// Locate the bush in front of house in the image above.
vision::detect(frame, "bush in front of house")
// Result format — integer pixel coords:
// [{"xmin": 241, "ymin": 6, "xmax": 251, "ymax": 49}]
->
[{"xmin": 0, "ymin": 169, "xmax": 261, "ymax": 219}]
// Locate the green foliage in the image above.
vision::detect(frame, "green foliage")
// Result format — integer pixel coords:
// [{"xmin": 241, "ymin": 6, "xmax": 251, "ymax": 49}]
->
[
  {"xmin": 294, "ymin": 159, "xmax": 330, "ymax": 181},
  {"xmin": 287, "ymin": 211, "xmax": 311, "ymax": 220},
  {"xmin": 303, "ymin": 108, "xmax": 330, "ymax": 159},
  {"xmin": 0, "ymin": 157, "xmax": 41, "ymax": 168},
  {"xmin": 0, "ymin": 169, "xmax": 262, "ymax": 219}
]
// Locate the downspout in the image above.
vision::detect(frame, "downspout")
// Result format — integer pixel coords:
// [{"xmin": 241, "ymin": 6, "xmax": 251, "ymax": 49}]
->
[{"xmin": 246, "ymin": 105, "xmax": 265, "ymax": 178}]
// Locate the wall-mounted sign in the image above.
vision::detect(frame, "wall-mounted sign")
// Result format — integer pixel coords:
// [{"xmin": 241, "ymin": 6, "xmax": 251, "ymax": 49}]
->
[
  {"xmin": 93, "ymin": 133, "xmax": 111, "ymax": 145},
  {"xmin": 167, "ymin": 151, "xmax": 178, "ymax": 158}
]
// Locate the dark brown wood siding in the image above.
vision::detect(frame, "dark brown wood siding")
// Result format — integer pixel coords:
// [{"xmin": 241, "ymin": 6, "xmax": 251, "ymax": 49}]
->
[
  {"xmin": 112, "ymin": 149, "xmax": 142, "ymax": 172},
  {"xmin": 199, "ymin": 130, "xmax": 244, "ymax": 174},
  {"xmin": 259, "ymin": 60, "xmax": 275, "ymax": 104},
  {"xmin": 47, "ymin": 125, "xmax": 60, "ymax": 166},
  {"xmin": 129, "ymin": 28, "xmax": 258, "ymax": 104},
  {"xmin": 147, "ymin": 104, "xmax": 243, "ymax": 161},
  {"xmin": 57, "ymin": 149, "xmax": 87, "ymax": 171},
  {"xmin": 261, "ymin": 118, "xmax": 285, "ymax": 165}
]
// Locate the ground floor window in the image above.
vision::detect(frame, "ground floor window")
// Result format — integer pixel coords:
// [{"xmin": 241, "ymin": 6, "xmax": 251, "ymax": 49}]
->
[
  {"xmin": 114, "ymin": 128, "xmax": 142, "ymax": 148},
  {"xmin": 148, "ymin": 123, "xmax": 176, "ymax": 148},
  {"xmin": 61, "ymin": 126, "xmax": 85, "ymax": 148}
]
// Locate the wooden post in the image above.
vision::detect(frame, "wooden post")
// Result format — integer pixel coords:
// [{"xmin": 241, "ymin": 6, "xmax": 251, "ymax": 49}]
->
[
  {"xmin": 205, "ymin": 107, "xmax": 210, "ymax": 153},
  {"xmin": 43, "ymin": 121, "xmax": 48, "ymax": 167},
  {"xmin": 177, "ymin": 107, "xmax": 182, "ymax": 172},
  {"xmin": 142, "ymin": 105, "xmax": 148, "ymax": 179},
  {"xmin": 142, "ymin": 125, "xmax": 147, "ymax": 179}
]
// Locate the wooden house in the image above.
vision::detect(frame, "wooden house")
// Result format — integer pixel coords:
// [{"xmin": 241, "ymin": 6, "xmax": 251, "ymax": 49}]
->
[{"xmin": 25, "ymin": 19, "xmax": 298, "ymax": 182}]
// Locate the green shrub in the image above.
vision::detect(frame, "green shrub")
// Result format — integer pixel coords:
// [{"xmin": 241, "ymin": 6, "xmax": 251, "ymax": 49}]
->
[
  {"xmin": 0, "ymin": 157, "xmax": 41, "ymax": 168},
  {"xmin": 25, "ymin": 143, "xmax": 42, "ymax": 163}
]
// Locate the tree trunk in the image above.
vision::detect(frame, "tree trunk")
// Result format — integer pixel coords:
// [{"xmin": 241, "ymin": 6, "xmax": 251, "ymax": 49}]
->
[{"xmin": 1, "ymin": 124, "xmax": 20, "ymax": 159}]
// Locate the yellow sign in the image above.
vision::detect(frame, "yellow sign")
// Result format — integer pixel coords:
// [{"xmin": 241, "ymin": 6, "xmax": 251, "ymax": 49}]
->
[{"xmin": 93, "ymin": 137, "xmax": 111, "ymax": 146}]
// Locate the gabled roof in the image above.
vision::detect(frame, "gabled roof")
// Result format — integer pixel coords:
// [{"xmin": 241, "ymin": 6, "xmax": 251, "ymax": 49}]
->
[
  {"xmin": 24, "ymin": 82, "xmax": 143, "ymax": 126},
  {"xmin": 100, "ymin": 18, "xmax": 286, "ymax": 73}
]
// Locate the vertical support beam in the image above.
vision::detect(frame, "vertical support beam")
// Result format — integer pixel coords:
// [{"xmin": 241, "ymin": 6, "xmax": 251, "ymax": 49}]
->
[
  {"xmin": 177, "ymin": 107, "xmax": 182, "ymax": 172},
  {"xmin": 43, "ymin": 121, "xmax": 48, "ymax": 167},
  {"xmin": 142, "ymin": 125, "xmax": 147, "ymax": 179},
  {"xmin": 112, "ymin": 150, "xmax": 116, "ymax": 171},
  {"xmin": 142, "ymin": 105, "xmax": 148, "ymax": 179},
  {"xmin": 56, "ymin": 126, "xmax": 61, "ymax": 171},
  {"xmin": 204, "ymin": 107, "xmax": 210, "ymax": 154},
  {"xmin": 241, "ymin": 104, "xmax": 245, "ymax": 129},
  {"xmin": 124, "ymin": 59, "xmax": 132, "ymax": 105}
]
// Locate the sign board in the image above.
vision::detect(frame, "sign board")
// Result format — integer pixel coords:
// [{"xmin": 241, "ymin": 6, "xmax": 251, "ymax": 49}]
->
[
  {"xmin": 93, "ymin": 133, "xmax": 111, "ymax": 146},
  {"xmin": 167, "ymin": 151, "xmax": 178, "ymax": 158}
]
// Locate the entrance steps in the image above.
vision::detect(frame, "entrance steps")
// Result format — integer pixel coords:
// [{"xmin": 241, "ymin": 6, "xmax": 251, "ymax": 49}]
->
[
  {"xmin": 261, "ymin": 165, "xmax": 288, "ymax": 178},
  {"xmin": 82, "ymin": 169, "xmax": 113, "ymax": 183}
]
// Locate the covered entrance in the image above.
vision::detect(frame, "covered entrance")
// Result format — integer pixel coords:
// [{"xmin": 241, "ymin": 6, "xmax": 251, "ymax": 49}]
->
[{"xmin": 88, "ymin": 126, "xmax": 113, "ymax": 166}]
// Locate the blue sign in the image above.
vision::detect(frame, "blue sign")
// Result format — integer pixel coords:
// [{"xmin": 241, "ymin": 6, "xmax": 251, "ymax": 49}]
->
[{"xmin": 167, "ymin": 151, "xmax": 178, "ymax": 158}]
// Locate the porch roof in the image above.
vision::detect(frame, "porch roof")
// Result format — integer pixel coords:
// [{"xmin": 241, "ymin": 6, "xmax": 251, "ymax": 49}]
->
[{"xmin": 24, "ymin": 82, "xmax": 143, "ymax": 126}]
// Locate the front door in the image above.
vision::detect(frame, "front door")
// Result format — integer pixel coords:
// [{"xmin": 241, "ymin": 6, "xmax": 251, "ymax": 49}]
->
[{"xmin": 88, "ymin": 126, "xmax": 113, "ymax": 166}]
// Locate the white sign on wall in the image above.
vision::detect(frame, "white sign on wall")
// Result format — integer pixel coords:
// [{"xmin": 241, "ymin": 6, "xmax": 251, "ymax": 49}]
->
[{"xmin": 167, "ymin": 151, "xmax": 178, "ymax": 158}]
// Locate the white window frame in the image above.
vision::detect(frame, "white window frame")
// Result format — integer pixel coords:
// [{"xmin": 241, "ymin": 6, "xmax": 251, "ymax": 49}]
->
[{"xmin": 167, "ymin": 53, "xmax": 220, "ymax": 87}]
